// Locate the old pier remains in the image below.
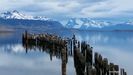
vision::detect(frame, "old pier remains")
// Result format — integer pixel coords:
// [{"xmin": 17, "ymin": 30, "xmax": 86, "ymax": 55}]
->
[{"xmin": 22, "ymin": 31, "xmax": 127, "ymax": 75}]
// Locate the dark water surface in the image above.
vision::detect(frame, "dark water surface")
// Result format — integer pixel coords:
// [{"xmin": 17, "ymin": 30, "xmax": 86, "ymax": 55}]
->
[{"xmin": 0, "ymin": 29, "xmax": 133, "ymax": 75}]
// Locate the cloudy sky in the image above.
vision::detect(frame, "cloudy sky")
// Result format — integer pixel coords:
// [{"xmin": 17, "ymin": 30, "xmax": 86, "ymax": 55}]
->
[{"xmin": 0, "ymin": 0, "xmax": 133, "ymax": 21}]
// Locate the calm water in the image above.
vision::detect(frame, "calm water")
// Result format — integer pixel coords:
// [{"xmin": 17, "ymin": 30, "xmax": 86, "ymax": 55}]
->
[{"xmin": 0, "ymin": 29, "xmax": 133, "ymax": 75}]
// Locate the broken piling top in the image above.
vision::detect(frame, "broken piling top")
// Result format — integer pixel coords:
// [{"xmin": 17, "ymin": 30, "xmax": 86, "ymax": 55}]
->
[
  {"xmin": 23, "ymin": 30, "xmax": 28, "ymax": 38},
  {"xmin": 109, "ymin": 63, "xmax": 119, "ymax": 71},
  {"xmin": 72, "ymin": 34, "xmax": 76, "ymax": 40},
  {"xmin": 103, "ymin": 58, "xmax": 108, "ymax": 67},
  {"xmin": 25, "ymin": 30, "xmax": 28, "ymax": 35}
]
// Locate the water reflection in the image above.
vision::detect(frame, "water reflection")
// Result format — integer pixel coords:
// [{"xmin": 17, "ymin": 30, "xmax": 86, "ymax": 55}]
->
[{"xmin": 0, "ymin": 31, "xmax": 132, "ymax": 75}]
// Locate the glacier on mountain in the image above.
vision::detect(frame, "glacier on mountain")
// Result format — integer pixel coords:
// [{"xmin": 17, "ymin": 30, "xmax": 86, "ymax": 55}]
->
[
  {"xmin": 0, "ymin": 10, "xmax": 51, "ymax": 21},
  {"xmin": 65, "ymin": 18, "xmax": 133, "ymax": 30},
  {"xmin": 66, "ymin": 18, "xmax": 111, "ymax": 29},
  {"xmin": 0, "ymin": 10, "xmax": 63, "ymax": 29}
]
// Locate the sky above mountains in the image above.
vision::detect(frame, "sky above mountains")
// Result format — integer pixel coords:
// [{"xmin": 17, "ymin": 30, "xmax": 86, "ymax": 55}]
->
[{"xmin": 0, "ymin": 0, "xmax": 133, "ymax": 21}]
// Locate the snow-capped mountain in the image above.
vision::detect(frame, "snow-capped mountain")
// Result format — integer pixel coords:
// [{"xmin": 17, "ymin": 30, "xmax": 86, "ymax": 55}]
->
[
  {"xmin": 65, "ymin": 18, "xmax": 133, "ymax": 31},
  {"xmin": 66, "ymin": 18, "xmax": 111, "ymax": 29},
  {"xmin": 0, "ymin": 10, "xmax": 63, "ymax": 29},
  {"xmin": 0, "ymin": 10, "xmax": 51, "ymax": 21}
]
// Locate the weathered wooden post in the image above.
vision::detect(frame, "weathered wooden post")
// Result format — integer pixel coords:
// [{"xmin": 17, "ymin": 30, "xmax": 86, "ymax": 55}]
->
[
  {"xmin": 121, "ymin": 68, "xmax": 124, "ymax": 75},
  {"xmin": 61, "ymin": 49, "xmax": 67, "ymax": 75},
  {"xmin": 23, "ymin": 30, "xmax": 28, "ymax": 53},
  {"xmin": 74, "ymin": 46, "xmax": 85, "ymax": 75},
  {"xmin": 22, "ymin": 33, "xmax": 25, "ymax": 46},
  {"xmin": 114, "ymin": 65, "xmax": 119, "ymax": 75},
  {"xmin": 92, "ymin": 68, "xmax": 97, "ymax": 75},
  {"xmin": 61, "ymin": 46, "xmax": 67, "ymax": 75},
  {"xmin": 86, "ymin": 45, "xmax": 93, "ymax": 66},
  {"xmin": 72, "ymin": 34, "xmax": 76, "ymax": 47},
  {"xmin": 70, "ymin": 39, "xmax": 73, "ymax": 55},
  {"xmin": 99, "ymin": 54, "xmax": 103, "ymax": 75},
  {"xmin": 86, "ymin": 44, "xmax": 93, "ymax": 75},
  {"xmin": 102, "ymin": 58, "xmax": 109, "ymax": 75},
  {"xmin": 81, "ymin": 41, "xmax": 86, "ymax": 56},
  {"xmin": 94, "ymin": 52, "xmax": 100, "ymax": 75},
  {"xmin": 109, "ymin": 63, "xmax": 116, "ymax": 75},
  {"xmin": 121, "ymin": 68, "xmax": 127, "ymax": 75},
  {"xmin": 78, "ymin": 41, "xmax": 80, "ymax": 49}
]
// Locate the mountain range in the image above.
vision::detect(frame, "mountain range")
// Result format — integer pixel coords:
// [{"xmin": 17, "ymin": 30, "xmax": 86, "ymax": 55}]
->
[
  {"xmin": 0, "ymin": 10, "xmax": 63, "ymax": 29},
  {"xmin": 0, "ymin": 10, "xmax": 133, "ymax": 31},
  {"xmin": 65, "ymin": 18, "xmax": 133, "ymax": 31},
  {"xmin": 0, "ymin": 10, "xmax": 51, "ymax": 21}
]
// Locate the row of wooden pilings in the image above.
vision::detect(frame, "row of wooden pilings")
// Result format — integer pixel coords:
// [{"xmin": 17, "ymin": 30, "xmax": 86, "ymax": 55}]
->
[
  {"xmin": 23, "ymin": 31, "xmax": 67, "ymax": 46},
  {"xmin": 71, "ymin": 35, "xmax": 127, "ymax": 75},
  {"xmin": 22, "ymin": 31, "xmax": 127, "ymax": 75}
]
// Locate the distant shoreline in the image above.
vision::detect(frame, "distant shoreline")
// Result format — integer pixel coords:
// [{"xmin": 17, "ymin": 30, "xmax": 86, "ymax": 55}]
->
[
  {"xmin": 65, "ymin": 28, "xmax": 133, "ymax": 32},
  {"xmin": 0, "ymin": 26, "xmax": 15, "ymax": 33},
  {"xmin": 0, "ymin": 30, "xmax": 14, "ymax": 32},
  {"xmin": 0, "ymin": 28, "xmax": 15, "ymax": 33}
]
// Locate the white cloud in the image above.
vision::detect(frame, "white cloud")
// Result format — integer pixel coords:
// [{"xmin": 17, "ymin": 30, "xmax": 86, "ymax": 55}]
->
[
  {"xmin": 80, "ymin": 0, "xmax": 133, "ymax": 18},
  {"xmin": 0, "ymin": 0, "xmax": 133, "ymax": 19},
  {"xmin": 81, "ymin": 1, "xmax": 114, "ymax": 17}
]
